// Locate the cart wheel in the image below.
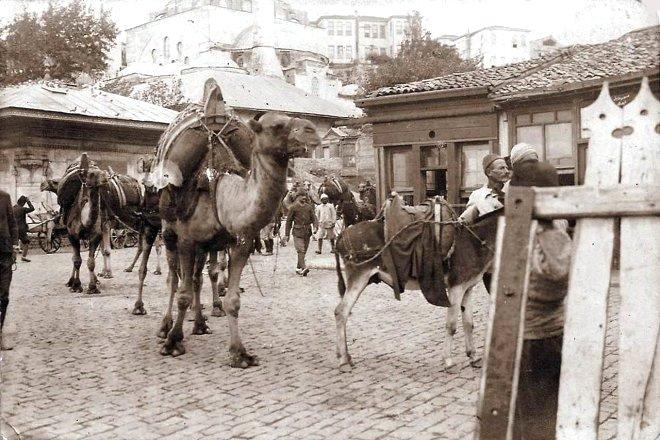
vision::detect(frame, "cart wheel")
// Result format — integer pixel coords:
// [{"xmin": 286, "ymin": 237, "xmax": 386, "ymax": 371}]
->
[
  {"xmin": 111, "ymin": 229, "xmax": 125, "ymax": 249},
  {"xmin": 125, "ymin": 231, "xmax": 139, "ymax": 248},
  {"xmin": 39, "ymin": 233, "xmax": 62, "ymax": 254}
]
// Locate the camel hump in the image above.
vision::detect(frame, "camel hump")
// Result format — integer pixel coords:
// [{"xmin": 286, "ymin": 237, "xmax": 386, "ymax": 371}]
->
[{"xmin": 202, "ymin": 78, "xmax": 226, "ymax": 118}]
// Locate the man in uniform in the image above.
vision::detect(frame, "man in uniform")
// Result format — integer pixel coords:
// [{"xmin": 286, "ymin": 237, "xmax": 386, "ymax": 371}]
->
[
  {"xmin": 13, "ymin": 195, "xmax": 35, "ymax": 262},
  {"xmin": 315, "ymin": 193, "xmax": 336, "ymax": 254},
  {"xmin": 283, "ymin": 192, "xmax": 318, "ymax": 276},
  {"xmin": 0, "ymin": 188, "xmax": 18, "ymax": 350}
]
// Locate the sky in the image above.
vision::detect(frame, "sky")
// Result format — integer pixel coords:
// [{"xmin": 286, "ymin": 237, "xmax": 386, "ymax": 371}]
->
[{"xmin": 2, "ymin": 0, "xmax": 659, "ymax": 44}]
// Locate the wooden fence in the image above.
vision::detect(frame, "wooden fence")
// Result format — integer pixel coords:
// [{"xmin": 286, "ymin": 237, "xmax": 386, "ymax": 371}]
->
[{"xmin": 477, "ymin": 78, "xmax": 659, "ymax": 439}]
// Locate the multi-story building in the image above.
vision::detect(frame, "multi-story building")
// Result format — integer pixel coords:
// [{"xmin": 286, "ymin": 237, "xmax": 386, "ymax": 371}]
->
[
  {"xmin": 313, "ymin": 15, "xmax": 409, "ymax": 65},
  {"xmin": 440, "ymin": 26, "xmax": 532, "ymax": 68}
]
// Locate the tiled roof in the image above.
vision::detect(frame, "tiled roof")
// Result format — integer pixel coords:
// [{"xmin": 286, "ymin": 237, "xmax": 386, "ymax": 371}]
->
[
  {"xmin": 0, "ymin": 82, "xmax": 178, "ymax": 124},
  {"xmin": 367, "ymin": 26, "xmax": 660, "ymax": 100}
]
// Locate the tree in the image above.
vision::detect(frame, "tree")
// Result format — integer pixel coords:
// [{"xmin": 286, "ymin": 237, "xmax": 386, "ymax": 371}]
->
[
  {"xmin": 1, "ymin": 0, "xmax": 118, "ymax": 85},
  {"xmin": 362, "ymin": 11, "xmax": 479, "ymax": 92}
]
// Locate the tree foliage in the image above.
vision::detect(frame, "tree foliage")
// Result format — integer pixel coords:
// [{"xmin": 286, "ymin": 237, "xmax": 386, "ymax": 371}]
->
[
  {"xmin": 1, "ymin": 0, "xmax": 118, "ymax": 85},
  {"xmin": 362, "ymin": 11, "xmax": 479, "ymax": 92}
]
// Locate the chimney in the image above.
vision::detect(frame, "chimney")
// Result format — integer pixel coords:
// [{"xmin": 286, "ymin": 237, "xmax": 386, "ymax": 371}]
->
[{"xmin": 250, "ymin": 0, "xmax": 284, "ymax": 78}]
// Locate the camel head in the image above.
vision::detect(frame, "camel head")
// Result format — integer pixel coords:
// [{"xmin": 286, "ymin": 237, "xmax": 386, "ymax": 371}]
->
[
  {"xmin": 80, "ymin": 168, "xmax": 108, "ymax": 189},
  {"xmin": 248, "ymin": 112, "xmax": 320, "ymax": 161}
]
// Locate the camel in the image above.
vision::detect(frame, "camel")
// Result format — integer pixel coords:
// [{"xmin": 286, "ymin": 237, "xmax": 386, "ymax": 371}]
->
[
  {"xmin": 47, "ymin": 154, "xmax": 113, "ymax": 293},
  {"xmin": 333, "ymin": 203, "xmax": 500, "ymax": 372},
  {"xmin": 319, "ymin": 176, "xmax": 376, "ymax": 227},
  {"xmin": 152, "ymin": 82, "xmax": 320, "ymax": 365}
]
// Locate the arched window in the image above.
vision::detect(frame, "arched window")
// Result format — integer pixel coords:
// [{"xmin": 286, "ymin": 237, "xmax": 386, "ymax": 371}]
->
[
  {"xmin": 184, "ymin": 56, "xmax": 190, "ymax": 65},
  {"xmin": 311, "ymin": 77, "xmax": 319, "ymax": 96},
  {"xmin": 151, "ymin": 48, "xmax": 157, "ymax": 63},
  {"xmin": 176, "ymin": 42, "xmax": 183, "ymax": 59},
  {"xmin": 163, "ymin": 36, "xmax": 170, "ymax": 59}
]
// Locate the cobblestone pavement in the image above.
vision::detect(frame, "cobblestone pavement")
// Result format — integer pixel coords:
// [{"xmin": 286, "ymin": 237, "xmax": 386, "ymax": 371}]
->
[{"xmin": 1, "ymin": 244, "xmax": 619, "ymax": 440}]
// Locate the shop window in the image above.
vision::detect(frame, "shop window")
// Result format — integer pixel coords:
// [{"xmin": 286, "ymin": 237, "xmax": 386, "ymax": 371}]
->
[
  {"xmin": 515, "ymin": 109, "xmax": 575, "ymax": 170},
  {"xmin": 421, "ymin": 145, "xmax": 447, "ymax": 169},
  {"xmin": 460, "ymin": 143, "xmax": 490, "ymax": 190}
]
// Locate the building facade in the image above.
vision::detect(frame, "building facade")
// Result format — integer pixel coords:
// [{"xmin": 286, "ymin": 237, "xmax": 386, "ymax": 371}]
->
[
  {"xmin": 440, "ymin": 26, "xmax": 532, "ymax": 68},
  {"xmin": 353, "ymin": 26, "xmax": 659, "ymax": 207},
  {"xmin": 0, "ymin": 82, "xmax": 177, "ymax": 209},
  {"xmin": 314, "ymin": 14, "xmax": 409, "ymax": 64}
]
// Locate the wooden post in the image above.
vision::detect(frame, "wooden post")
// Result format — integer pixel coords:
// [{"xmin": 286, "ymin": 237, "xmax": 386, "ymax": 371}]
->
[
  {"xmin": 617, "ymin": 77, "xmax": 660, "ymax": 439},
  {"xmin": 478, "ymin": 186, "xmax": 536, "ymax": 440},
  {"xmin": 556, "ymin": 82, "xmax": 622, "ymax": 440}
]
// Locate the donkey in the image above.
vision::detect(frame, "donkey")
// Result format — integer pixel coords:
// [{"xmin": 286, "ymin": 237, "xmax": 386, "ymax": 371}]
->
[{"xmin": 333, "ymin": 208, "xmax": 500, "ymax": 372}]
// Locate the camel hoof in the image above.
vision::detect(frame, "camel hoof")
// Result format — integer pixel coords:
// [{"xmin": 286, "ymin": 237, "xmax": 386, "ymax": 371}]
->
[
  {"xmin": 153, "ymin": 269, "xmax": 162, "ymax": 275},
  {"xmin": 160, "ymin": 340, "xmax": 186, "ymax": 357},
  {"xmin": 470, "ymin": 357, "xmax": 483, "ymax": 368},
  {"xmin": 132, "ymin": 305, "xmax": 147, "ymax": 315},
  {"xmin": 157, "ymin": 318, "xmax": 173, "ymax": 339},
  {"xmin": 211, "ymin": 307, "xmax": 226, "ymax": 317},
  {"xmin": 86, "ymin": 285, "xmax": 100, "ymax": 295},
  {"xmin": 191, "ymin": 321, "xmax": 212, "ymax": 335},
  {"xmin": 229, "ymin": 351, "xmax": 259, "ymax": 369},
  {"xmin": 338, "ymin": 363, "xmax": 353, "ymax": 373},
  {"xmin": 70, "ymin": 286, "xmax": 83, "ymax": 293},
  {"xmin": 124, "ymin": 268, "xmax": 133, "ymax": 273}
]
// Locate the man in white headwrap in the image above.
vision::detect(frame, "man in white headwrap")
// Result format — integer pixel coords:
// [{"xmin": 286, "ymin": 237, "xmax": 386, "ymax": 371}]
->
[{"xmin": 509, "ymin": 142, "xmax": 539, "ymax": 167}]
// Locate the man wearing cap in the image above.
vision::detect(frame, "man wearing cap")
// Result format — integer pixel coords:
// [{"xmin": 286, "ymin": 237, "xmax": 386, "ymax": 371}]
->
[
  {"xmin": 13, "ymin": 195, "xmax": 34, "ymax": 262},
  {"xmin": 315, "ymin": 194, "xmax": 336, "ymax": 254},
  {"xmin": 459, "ymin": 153, "xmax": 510, "ymax": 224},
  {"xmin": 0, "ymin": 188, "xmax": 18, "ymax": 350},
  {"xmin": 283, "ymin": 191, "xmax": 318, "ymax": 276}
]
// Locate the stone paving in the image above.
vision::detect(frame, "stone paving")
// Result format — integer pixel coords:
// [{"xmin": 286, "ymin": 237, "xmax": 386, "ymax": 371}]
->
[{"xmin": 0, "ymin": 244, "xmax": 620, "ymax": 439}]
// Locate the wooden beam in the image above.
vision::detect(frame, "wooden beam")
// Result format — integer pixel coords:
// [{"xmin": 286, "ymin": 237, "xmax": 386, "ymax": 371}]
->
[
  {"xmin": 617, "ymin": 77, "xmax": 660, "ymax": 440},
  {"xmin": 531, "ymin": 184, "xmax": 660, "ymax": 218},
  {"xmin": 355, "ymin": 86, "xmax": 489, "ymax": 107},
  {"xmin": 478, "ymin": 186, "xmax": 536, "ymax": 440}
]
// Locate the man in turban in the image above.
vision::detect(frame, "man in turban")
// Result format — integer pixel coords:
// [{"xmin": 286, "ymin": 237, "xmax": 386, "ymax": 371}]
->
[{"xmin": 459, "ymin": 153, "xmax": 510, "ymax": 224}]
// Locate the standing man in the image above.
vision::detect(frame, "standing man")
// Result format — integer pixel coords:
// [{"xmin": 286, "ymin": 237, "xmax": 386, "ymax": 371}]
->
[
  {"xmin": 459, "ymin": 153, "xmax": 510, "ymax": 292},
  {"xmin": 315, "ymin": 193, "xmax": 336, "ymax": 254},
  {"xmin": 13, "ymin": 195, "xmax": 35, "ymax": 263},
  {"xmin": 283, "ymin": 192, "xmax": 318, "ymax": 276},
  {"xmin": 0, "ymin": 188, "xmax": 18, "ymax": 350}
]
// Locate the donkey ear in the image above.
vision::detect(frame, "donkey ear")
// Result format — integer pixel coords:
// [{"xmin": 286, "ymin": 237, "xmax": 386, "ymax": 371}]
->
[{"xmin": 248, "ymin": 119, "xmax": 262, "ymax": 133}]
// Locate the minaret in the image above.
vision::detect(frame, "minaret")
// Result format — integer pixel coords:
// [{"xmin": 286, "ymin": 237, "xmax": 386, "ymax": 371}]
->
[{"xmin": 250, "ymin": 0, "xmax": 284, "ymax": 78}]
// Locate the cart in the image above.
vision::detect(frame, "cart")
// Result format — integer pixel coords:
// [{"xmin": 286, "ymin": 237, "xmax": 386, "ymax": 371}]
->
[{"xmin": 26, "ymin": 210, "xmax": 66, "ymax": 254}]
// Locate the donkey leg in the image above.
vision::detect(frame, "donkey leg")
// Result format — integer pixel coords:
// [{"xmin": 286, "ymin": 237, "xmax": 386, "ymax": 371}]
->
[
  {"xmin": 224, "ymin": 242, "xmax": 259, "ymax": 368},
  {"xmin": 192, "ymin": 252, "xmax": 212, "ymax": 335},
  {"xmin": 334, "ymin": 267, "xmax": 373, "ymax": 372},
  {"xmin": 444, "ymin": 285, "xmax": 464, "ymax": 372},
  {"xmin": 161, "ymin": 243, "xmax": 195, "ymax": 357},
  {"xmin": 98, "ymin": 226, "xmax": 113, "ymax": 278},
  {"xmin": 461, "ymin": 286, "xmax": 481, "ymax": 367},
  {"xmin": 209, "ymin": 251, "xmax": 226, "ymax": 317},
  {"xmin": 86, "ymin": 237, "xmax": 101, "ymax": 294},
  {"xmin": 133, "ymin": 230, "xmax": 156, "ymax": 315},
  {"xmin": 157, "ymin": 232, "xmax": 178, "ymax": 339}
]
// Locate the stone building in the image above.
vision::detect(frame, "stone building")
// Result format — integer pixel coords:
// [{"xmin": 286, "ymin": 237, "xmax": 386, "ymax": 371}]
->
[
  {"xmin": 438, "ymin": 26, "xmax": 532, "ymax": 68},
  {"xmin": 311, "ymin": 125, "xmax": 375, "ymax": 187},
  {"xmin": 0, "ymin": 81, "xmax": 177, "ymax": 210}
]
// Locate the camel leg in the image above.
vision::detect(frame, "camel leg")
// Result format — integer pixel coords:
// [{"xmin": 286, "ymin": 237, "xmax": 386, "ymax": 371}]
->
[
  {"xmin": 67, "ymin": 235, "xmax": 83, "ymax": 293},
  {"xmin": 86, "ymin": 236, "xmax": 101, "ymax": 294},
  {"xmin": 461, "ymin": 286, "xmax": 481, "ymax": 367},
  {"xmin": 192, "ymin": 251, "xmax": 212, "ymax": 335},
  {"xmin": 153, "ymin": 235, "xmax": 162, "ymax": 275},
  {"xmin": 334, "ymin": 268, "xmax": 372, "ymax": 372},
  {"xmin": 133, "ymin": 228, "xmax": 157, "ymax": 315},
  {"xmin": 223, "ymin": 242, "xmax": 259, "ymax": 368},
  {"xmin": 444, "ymin": 285, "xmax": 465, "ymax": 373},
  {"xmin": 125, "ymin": 234, "xmax": 143, "ymax": 272},
  {"xmin": 157, "ymin": 232, "xmax": 178, "ymax": 339},
  {"xmin": 98, "ymin": 225, "xmax": 113, "ymax": 278},
  {"xmin": 209, "ymin": 251, "xmax": 226, "ymax": 317},
  {"xmin": 161, "ymin": 242, "xmax": 195, "ymax": 356}
]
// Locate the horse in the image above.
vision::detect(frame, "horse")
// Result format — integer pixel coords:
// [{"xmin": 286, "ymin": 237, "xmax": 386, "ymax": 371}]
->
[{"xmin": 333, "ymin": 201, "xmax": 500, "ymax": 372}]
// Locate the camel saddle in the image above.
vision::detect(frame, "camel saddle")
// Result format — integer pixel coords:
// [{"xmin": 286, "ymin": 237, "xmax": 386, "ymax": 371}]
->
[
  {"xmin": 56, "ymin": 155, "xmax": 102, "ymax": 215},
  {"xmin": 381, "ymin": 196, "xmax": 455, "ymax": 307}
]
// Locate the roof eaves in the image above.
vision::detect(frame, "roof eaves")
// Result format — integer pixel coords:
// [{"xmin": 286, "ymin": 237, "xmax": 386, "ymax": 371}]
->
[
  {"xmin": 0, "ymin": 107, "xmax": 172, "ymax": 130},
  {"xmin": 357, "ymin": 86, "xmax": 489, "ymax": 107}
]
